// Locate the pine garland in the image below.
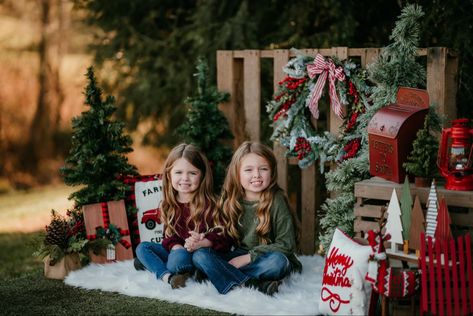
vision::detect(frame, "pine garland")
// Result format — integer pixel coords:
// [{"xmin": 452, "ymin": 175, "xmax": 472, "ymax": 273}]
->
[{"xmin": 318, "ymin": 4, "xmax": 427, "ymax": 251}]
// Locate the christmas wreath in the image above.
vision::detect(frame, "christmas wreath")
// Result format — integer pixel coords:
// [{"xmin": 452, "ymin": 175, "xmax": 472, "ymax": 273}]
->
[{"xmin": 266, "ymin": 50, "xmax": 372, "ymax": 170}]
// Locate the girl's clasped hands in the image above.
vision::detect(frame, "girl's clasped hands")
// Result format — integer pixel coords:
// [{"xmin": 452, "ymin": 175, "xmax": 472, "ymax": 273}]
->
[{"xmin": 184, "ymin": 231, "xmax": 205, "ymax": 252}]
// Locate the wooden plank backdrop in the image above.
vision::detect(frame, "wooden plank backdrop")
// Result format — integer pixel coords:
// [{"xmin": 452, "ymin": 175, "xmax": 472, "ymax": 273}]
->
[{"xmin": 216, "ymin": 47, "xmax": 458, "ymax": 255}]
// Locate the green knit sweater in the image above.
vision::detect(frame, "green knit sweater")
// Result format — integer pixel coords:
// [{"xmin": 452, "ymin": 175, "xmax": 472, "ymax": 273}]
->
[{"xmin": 238, "ymin": 190, "xmax": 302, "ymax": 273}]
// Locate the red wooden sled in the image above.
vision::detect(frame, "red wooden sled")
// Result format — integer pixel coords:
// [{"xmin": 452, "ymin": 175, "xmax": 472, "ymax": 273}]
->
[{"xmin": 419, "ymin": 232, "xmax": 473, "ymax": 315}]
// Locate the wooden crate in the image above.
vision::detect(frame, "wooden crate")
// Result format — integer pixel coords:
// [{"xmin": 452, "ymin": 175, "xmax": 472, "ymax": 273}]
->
[
  {"xmin": 354, "ymin": 177, "xmax": 473, "ymax": 239},
  {"xmin": 217, "ymin": 48, "xmax": 459, "ymax": 255}
]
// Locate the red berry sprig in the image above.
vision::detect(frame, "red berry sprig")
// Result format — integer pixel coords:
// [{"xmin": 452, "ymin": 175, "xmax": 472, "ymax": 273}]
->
[
  {"xmin": 294, "ymin": 137, "xmax": 312, "ymax": 160},
  {"xmin": 348, "ymin": 81, "xmax": 359, "ymax": 105},
  {"xmin": 341, "ymin": 138, "xmax": 361, "ymax": 160}
]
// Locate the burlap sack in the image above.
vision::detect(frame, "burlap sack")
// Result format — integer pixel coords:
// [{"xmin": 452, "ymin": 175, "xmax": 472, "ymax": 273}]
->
[{"xmin": 43, "ymin": 253, "xmax": 81, "ymax": 280}]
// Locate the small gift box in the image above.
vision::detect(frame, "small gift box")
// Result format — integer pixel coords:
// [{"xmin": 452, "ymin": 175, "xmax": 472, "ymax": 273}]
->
[{"xmin": 82, "ymin": 200, "xmax": 134, "ymax": 263}]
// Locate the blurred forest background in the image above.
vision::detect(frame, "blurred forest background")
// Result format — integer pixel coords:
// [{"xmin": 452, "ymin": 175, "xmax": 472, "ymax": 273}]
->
[{"xmin": 0, "ymin": 0, "xmax": 472, "ymax": 194}]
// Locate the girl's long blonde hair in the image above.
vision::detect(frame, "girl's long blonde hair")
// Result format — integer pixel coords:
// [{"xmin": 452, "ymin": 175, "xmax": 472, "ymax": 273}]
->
[
  {"xmin": 219, "ymin": 141, "xmax": 288, "ymax": 245},
  {"xmin": 161, "ymin": 143, "xmax": 218, "ymax": 237}
]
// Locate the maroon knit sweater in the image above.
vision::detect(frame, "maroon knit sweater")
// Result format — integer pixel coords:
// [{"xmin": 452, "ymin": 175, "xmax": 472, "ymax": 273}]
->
[{"xmin": 161, "ymin": 202, "xmax": 232, "ymax": 253}]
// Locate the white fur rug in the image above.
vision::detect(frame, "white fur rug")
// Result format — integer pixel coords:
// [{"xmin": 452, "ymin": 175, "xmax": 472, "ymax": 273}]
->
[{"xmin": 65, "ymin": 255, "xmax": 325, "ymax": 315}]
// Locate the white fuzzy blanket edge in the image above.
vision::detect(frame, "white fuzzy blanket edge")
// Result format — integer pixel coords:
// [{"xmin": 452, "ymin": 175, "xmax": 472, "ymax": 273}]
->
[{"xmin": 64, "ymin": 255, "xmax": 325, "ymax": 315}]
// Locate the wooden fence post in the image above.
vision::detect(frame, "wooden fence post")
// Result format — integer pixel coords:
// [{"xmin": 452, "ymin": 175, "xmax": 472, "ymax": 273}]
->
[
  {"xmin": 427, "ymin": 47, "xmax": 459, "ymax": 123},
  {"xmin": 300, "ymin": 163, "xmax": 318, "ymax": 254},
  {"xmin": 243, "ymin": 50, "xmax": 261, "ymax": 142},
  {"xmin": 217, "ymin": 51, "xmax": 245, "ymax": 149},
  {"xmin": 273, "ymin": 49, "xmax": 290, "ymax": 193}
]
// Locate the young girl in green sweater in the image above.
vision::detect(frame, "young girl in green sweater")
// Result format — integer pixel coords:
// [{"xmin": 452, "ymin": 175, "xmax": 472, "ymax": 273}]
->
[{"xmin": 191, "ymin": 141, "xmax": 301, "ymax": 295}]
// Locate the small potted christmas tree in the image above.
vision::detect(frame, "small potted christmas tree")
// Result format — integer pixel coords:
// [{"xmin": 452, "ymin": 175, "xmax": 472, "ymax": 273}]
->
[
  {"xmin": 34, "ymin": 209, "xmax": 86, "ymax": 279},
  {"xmin": 403, "ymin": 106, "xmax": 442, "ymax": 187}
]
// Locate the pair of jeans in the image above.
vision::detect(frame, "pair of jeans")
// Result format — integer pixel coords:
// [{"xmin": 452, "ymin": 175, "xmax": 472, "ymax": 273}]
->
[
  {"xmin": 192, "ymin": 247, "xmax": 291, "ymax": 294},
  {"xmin": 135, "ymin": 242, "xmax": 194, "ymax": 280}
]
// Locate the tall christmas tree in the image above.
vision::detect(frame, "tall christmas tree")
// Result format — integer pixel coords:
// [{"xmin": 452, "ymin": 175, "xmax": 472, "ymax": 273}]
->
[
  {"xmin": 61, "ymin": 67, "xmax": 138, "ymax": 207},
  {"xmin": 176, "ymin": 58, "xmax": 233, "ymax": 191},
  {"xmin": 319, "ymin": 4, "xmax": 426, "ymax": 250}
]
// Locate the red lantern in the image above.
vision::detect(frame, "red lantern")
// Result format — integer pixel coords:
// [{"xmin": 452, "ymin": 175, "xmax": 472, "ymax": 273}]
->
[{"xmin": 438, "ymin": 118, "xmax": 473, "ymax": 190}]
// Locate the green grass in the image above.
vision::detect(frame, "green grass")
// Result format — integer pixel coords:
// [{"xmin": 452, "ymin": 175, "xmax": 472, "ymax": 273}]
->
[
  {"xmin": 0, "ymin": 273, "xmax": 228, "ymax": 315},
  {"xmin": 0, "ymin": 232, "xmax": 229, "ymax": 316},
  {"xmin": 0, "ymin": 231, "xmax": 44, "ymax": 279},
  {"xmin": 0, "ymin": 188, "xmax": 230, "ymax": 315}
]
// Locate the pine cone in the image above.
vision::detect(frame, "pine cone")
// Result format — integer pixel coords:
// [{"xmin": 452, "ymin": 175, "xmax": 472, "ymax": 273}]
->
[{"xmin": 44, "ymin": 211, "xmax": 69, "ymax": 249}]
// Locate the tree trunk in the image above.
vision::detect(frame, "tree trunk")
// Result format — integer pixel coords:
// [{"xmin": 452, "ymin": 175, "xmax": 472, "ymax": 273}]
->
[
  {"xmin": 0, "ymin": 100, "xmax": 3, "ymax": 177},
  {"xmin": 26, "ymin": 0, "xmax": 64, "ymax": 170}
]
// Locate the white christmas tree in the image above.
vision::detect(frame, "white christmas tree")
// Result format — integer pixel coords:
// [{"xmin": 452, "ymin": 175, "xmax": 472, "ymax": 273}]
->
[
  {"xmin": 385, "ymin": 188, "xmax": 404, "ymax": 252},
  {"xmin": 425, "ymin": 180, "xmax": 439, "ymax": 238}
]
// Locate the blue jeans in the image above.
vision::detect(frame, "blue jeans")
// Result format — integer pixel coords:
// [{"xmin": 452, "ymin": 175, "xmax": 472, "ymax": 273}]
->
[
  {"xmin": 135, "ymin": 242, "xmax": 194, "ymax": 280},
  {"xmin": 192, "ymin": 247, "xmax": 291, "ymax": 294}
]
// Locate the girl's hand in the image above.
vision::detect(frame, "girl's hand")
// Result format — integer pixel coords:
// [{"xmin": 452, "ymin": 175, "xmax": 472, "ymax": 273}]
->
[
  {"xmin": 184, "ymin": 237, "xmax": 212, "ymax": 252},
  {"xmin": 228, "ymin": 254, "xmax": 251, "ymax": 268},
  {"xmin": 184, "ymin": 237, "xmax": 197, "ymax": 252},
  {"xmin": 188, "ymin": 231, "xmax": 205, "ymax": 241}
]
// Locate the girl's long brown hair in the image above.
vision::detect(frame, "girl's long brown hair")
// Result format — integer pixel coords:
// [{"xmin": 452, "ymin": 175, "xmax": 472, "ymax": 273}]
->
[
  {"xmin": 161, "ymin": 143, "xmax": 218, "ymax": 237},
  {"xmin": 219, "ymin": 141, "xmax": 299, "ymax": 245}
]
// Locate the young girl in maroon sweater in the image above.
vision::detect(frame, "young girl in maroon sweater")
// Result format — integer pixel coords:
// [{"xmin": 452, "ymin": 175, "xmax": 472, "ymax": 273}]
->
[{"xmin": 136, "ymin": 143, "xmax": 230, "ymax": 289}]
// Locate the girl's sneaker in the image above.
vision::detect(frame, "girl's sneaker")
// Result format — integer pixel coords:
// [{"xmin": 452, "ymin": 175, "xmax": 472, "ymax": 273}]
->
[
  {"xmin": 133, "ymin": 258, "xmax": 146, "ymax": 271},
  {"xmin": 244, "ymin": 279, "xmax": 281, "ymax": 296},
  {"xmin": 169, "ymin": 272, "xmax": 191, "ymax": 289}
]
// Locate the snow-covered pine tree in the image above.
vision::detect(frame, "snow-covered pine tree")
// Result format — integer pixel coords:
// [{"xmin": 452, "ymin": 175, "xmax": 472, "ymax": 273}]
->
[
  {"xmin": 61, "ymin": 67, "xmax": 138, "ymax": 207},
  {"xmin": 319, "ymin": 4, "xmax": 426, "ymax": 250}
]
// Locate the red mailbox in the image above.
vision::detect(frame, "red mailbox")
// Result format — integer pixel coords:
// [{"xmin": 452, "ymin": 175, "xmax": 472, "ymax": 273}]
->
[{"xmin": 368, "ymin": 87, "xmax": 429, "ymax": 183}]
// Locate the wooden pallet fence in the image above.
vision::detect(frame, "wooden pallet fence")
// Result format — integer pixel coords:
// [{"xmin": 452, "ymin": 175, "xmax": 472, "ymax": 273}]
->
[{"xmin": 216, "ymin": 47, "xmax": 458, "ymax": 255}]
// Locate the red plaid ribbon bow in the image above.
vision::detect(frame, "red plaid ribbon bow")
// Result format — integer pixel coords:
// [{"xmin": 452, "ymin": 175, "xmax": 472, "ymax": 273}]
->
[{"xmin": 306, "ymin": 53, "xmax": 346, "ymax": 119}]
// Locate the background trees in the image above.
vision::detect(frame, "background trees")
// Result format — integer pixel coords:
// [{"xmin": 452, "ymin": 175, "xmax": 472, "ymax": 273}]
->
[
  {"xmin": 76, "ymin": 0, "xmax": 472, "ymax": 145},
  {"xmin": 0, "ymin": 0, "xmax": 471, "ymax": 187}
]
